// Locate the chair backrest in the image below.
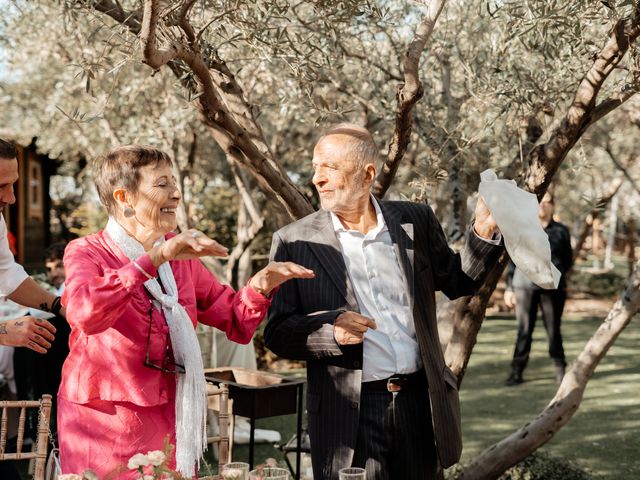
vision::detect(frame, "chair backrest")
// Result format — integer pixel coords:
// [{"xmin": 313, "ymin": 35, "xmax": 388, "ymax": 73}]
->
[
  {"xmin": 0, "ymin": 394, "xmax": 52, "ymax": 480},
  {"xmin": 206, "ymin": 382, "xmax": 230, "ymax": 472}
]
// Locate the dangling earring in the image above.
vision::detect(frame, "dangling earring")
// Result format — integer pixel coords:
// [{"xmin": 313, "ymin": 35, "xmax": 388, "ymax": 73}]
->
[{"xmin": 123, "ymin": 206, "xmax": 135, "ymax": 218}]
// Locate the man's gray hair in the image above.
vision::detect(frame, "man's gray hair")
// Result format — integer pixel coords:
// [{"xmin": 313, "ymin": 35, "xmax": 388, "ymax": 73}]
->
[{"xmin": 318, "ymin": 123, "xmax": 378, "ymax": 169}]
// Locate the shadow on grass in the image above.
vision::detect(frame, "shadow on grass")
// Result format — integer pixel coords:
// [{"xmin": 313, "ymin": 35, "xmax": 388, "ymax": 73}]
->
[{"xmin": 458, "ymin": 313, "xmax": 640, "ymax": 479}]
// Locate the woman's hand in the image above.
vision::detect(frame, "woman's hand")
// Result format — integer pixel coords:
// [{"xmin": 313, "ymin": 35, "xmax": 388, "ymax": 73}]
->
[
  {"xmin": 148, "ymin": 229, "xmax": 229, "ymax": 267},
  {"xmin": 249, "ymin": 262, "xmax": 315, "ymax": 297}
]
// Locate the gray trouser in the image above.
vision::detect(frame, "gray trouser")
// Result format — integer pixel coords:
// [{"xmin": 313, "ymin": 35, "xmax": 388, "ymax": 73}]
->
[{"xmin": 512, "ymin": 288, "xmax": 567, "ymax": 370}]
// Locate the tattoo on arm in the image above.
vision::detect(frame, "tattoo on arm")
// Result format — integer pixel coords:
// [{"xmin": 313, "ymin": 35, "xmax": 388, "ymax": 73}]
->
[
  {"xmin": 39, "ymin": 302, "xmax": 51, "ymax": 312},
  {"xmin": 0, "ymin": 325, "xmax": 7, "ymax": 334}
]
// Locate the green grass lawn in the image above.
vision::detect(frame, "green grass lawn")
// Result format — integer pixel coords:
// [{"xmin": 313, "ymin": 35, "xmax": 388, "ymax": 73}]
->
[{"xmin": 458, "ymin": 311, "xmax": 640, "ymax": 479}]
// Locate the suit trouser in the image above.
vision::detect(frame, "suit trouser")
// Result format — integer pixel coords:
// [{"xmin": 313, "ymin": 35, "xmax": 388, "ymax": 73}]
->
[
  {"xmin": 352, "ymin": 380, "xmax": 437, "ymax": 480},
  {"xmin": 511, "ymin": 288, "xmax": 567, "ymax": 370}
]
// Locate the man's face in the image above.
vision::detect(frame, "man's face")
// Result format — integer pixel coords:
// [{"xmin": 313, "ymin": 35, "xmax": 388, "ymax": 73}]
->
[
  {"xmin": 311, "ymin": 136, "xmax": 370, "ymax": 214},
  {"xmin": 0, "ymin": 158, "xmax": 18, "ymax": 210},
  {"xmin": 45, "ymin": 259, "xmax": 65, "ymax": 289},
  {"xmin": 538, "ymin": 193, "xmax": 554, "ymax": 222}
]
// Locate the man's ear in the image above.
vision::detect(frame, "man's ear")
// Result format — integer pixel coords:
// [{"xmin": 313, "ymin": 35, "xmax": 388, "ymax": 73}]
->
[{"xmin": 364, "ymin": 163, "xmax": 377, "ymax": 184}]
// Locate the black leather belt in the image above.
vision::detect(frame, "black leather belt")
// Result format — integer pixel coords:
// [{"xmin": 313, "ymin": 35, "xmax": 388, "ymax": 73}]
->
[{"xmin": 361, "ymin": 369, "xmax": 425, "ymax": 393}]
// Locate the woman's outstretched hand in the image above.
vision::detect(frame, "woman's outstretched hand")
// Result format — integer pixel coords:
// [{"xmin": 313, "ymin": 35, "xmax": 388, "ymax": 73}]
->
[
  {"xmin": 249, "ymin": 262, "xmax": 315, "ymax": 297},
  {"xmin": 149, "ymin": 229, "xmax": 229, "ymax": 267}
]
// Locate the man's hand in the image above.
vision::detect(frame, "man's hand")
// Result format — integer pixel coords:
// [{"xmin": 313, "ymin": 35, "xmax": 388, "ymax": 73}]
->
[
  {"xmin": 334, "ymin": 312, "xmax": 377, "ymax": 345},
  {"xmin": 0, "ymin": 316, "xmax": 57, "ymax": 354},
  {"xmin": 474, "ymin": 197, "xmax": 498, "ymax": 239},
  {"xmin": 504, "ymin": 290, "xmax": 516, "ymax": 309},
  {"xmin": 250, "ymin": 262, "xmax": 315, "ymax": 297}
]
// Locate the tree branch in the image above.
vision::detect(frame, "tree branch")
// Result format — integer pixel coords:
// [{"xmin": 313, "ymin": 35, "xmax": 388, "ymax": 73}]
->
[
  {"xmin": 589, "ymin": 83, "xmax": 639, "ymax": 125},
  {"xmin": 572, "ymin": 174, "xmax": 624, "ymax": 265},
  {"xmin": 90, "ymin": 0, "xmax": 142, "ymax": 33},
  {"xmin": 224, "ymin": 161, "xmax": 265, "ymax": 283},
  {"xmin": 373, "ymin": 0, "xmax": 447, "ymax": 198},
  {"xmin": 524, "ymin": 12, "xmax": 640, "ymax": 197},
  {"xmin": 140, "ymin": 0, "xmax": 180, "ymax": 69},
  {"xmin": 604, "ymin": 144, "xmax": 640, "ymax": 195},
  {"xmin": 196, "ymin": 9, "xmax": 238, "ymax": 43},
  {"xmin": 176, "ymin": 0, "xmax": 197, "ymax": 44},
  {"xmin": 89, "ymin": 0, "xmax": 314, "ymax": 221},
  {"xmin": 334, "ymin": 38, "xmax": 403, "ymax": 82},
  {"xmin": 501, "ymin": 115, "xmax": 544, "ymax": 180}
]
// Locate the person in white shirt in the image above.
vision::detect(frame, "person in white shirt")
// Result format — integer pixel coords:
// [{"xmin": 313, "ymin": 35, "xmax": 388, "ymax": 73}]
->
[
  {"xmin": 265, "ymin": 124, "xmax": 502, "ymax": 480},
  {"xmin": 0, "ymin": 138, "xmax": 59, "ymax": 353}
]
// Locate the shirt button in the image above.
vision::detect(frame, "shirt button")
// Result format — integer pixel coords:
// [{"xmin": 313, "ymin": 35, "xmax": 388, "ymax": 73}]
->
[
  {"xmin": 353, "ymin": 360, "xmax": 361, "ymax": 368},
  {"xmin": 350, "ymin": 401, "xmax": 359, "ymax": 409}
]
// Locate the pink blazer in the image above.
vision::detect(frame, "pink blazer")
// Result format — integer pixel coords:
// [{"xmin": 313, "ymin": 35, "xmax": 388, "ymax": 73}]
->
[{"xmin": 60, "ymin": 229, "xmax": 270, "ymax": 406}]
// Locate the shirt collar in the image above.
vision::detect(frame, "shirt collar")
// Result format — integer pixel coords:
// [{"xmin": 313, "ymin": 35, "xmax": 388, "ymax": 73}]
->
[{"xmin": 330, "ymin": 195, "xmax": 387, "ymax": 235}]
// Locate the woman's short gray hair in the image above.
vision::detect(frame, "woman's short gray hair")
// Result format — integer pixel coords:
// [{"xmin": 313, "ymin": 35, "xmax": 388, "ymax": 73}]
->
[
  {"xmin": 93, "ymin": 145, "xmax": 173, "ymax": 215},
  {"xmin": 318, "ymin": 123, "xmax": 378, "ymax": 169}
]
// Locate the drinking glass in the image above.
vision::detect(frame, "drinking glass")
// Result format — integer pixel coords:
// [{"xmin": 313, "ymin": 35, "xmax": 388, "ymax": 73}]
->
[
  {"xmin": 248, "ymin": 467, "xmax": 291, "ymax": 479},
  {"xmin": 338, "ymin": 467, "xmax": 366, "ymax": 479},
  {"xmin": 221, "ymin": 462, "xmax": 251, "ymax": 480}
]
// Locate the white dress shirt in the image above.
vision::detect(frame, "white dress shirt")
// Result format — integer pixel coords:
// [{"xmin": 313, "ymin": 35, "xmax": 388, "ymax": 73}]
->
[
  {"xmin": 331, "ymin": 197, "xmax": 422, "ymax": 382},
  {"xmin": 0, "ymin": 214, "xmax": 28, "ymax": 298}
]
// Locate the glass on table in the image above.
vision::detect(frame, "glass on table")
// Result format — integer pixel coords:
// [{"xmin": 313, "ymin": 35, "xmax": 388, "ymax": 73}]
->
[
  {"xmin": 338, "ymin": 467, "xmax": 366, "ymax": 479},
  {"xmin": 248, "ymin": 467, "xmax": 291, "ymax": 479},
  {"xmin": 221, "ymin": 462, "xmax": 251, "ymax": 480}
]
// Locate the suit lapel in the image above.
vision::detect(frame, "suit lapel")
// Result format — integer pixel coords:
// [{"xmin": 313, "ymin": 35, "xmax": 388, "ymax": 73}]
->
[
  {"xmin": 380, "ymin": 202, "xmax": 415, "ymax": 306},
  {"xmin": 307, "ymin": 210, "xmax": 359, "ymax": 311}
]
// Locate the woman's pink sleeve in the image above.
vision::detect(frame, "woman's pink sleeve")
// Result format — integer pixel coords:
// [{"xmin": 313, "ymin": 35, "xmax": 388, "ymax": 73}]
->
[
  {"xmin": 62, "ymin": 240, "xmax": 157, "ymax": 335},
  {"xmin": 192, "ymin": 260, "xmax": 271, "ymax": 344}
]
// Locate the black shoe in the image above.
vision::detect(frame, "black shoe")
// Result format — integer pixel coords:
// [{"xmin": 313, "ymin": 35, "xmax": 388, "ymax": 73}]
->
[
  {"xmin": 505, "ymin": 370, "xmax": 523, "ymax": 386},
  {"xmin": 555, "ymin": 364, "xmax": 566, "ymax": 384}
]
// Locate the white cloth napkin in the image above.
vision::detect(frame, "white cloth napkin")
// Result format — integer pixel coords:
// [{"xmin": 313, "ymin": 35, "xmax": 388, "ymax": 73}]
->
[{"xmin": 478, "ymin": 169, "xmax": 561, "ymax": 289}]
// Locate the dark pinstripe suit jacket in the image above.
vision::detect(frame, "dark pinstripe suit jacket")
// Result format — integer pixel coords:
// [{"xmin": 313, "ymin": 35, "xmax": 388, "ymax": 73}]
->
[{"xmin": 265, "ymin": 200, "xmax": 500, "ymax": 479}]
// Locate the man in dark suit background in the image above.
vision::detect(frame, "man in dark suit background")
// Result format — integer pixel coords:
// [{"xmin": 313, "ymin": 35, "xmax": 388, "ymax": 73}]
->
[
  {"xmin": 265, "ymin": 124, "xmax": 502, "ymax": 479},
  {"xmin": 504, "ymin": 191, "xmax": 573, "ymax": 386}
]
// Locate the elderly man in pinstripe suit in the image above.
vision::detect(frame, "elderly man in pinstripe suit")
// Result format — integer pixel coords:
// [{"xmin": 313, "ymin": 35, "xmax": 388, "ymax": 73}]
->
[{"xmin": 265, "ymin": 124, "xmax": 501, "ymax": 479}]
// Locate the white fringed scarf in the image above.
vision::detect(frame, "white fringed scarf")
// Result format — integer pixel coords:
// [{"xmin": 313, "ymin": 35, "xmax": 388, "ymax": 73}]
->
[{"xmin": 106, "ymin": 218, "xmax": 207, "ymax": 477}]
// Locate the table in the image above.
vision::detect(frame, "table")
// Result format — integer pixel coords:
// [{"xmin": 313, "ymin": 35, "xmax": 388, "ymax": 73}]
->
[{"xmin": 205, "ymin": 367, "xmax": 306, "ymax": 480}]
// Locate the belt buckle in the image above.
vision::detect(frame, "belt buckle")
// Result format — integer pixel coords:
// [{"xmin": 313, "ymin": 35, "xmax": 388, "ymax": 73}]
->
[{"xmin": 387, "ymin": 377, "xmax": 403, "ymax": 393}]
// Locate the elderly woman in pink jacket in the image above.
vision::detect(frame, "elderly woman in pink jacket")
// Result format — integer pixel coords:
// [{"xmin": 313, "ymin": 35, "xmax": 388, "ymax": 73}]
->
[{"xmin": 59, "ymin": 145, "xmax": 313, "ymax": 479}]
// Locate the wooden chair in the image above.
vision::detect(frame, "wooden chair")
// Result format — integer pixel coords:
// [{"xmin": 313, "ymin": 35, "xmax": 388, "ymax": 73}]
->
[
  {"xmin": 206, "ymin": 382, "xmax": 231, "ymax": 475},
  {"xmin": 0, "ymin": 394, "xmax": 52, "ymax": 480}
]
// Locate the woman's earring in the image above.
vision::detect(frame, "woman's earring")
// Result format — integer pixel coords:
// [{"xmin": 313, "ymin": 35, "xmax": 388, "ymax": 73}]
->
[{"xmin": 123, "ymin": 206, "xmax": 136, "ymax": 218}]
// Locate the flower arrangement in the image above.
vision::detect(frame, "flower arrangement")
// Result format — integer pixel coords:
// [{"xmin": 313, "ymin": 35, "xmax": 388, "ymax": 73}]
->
[
  {"xmin": 57, "ymin": 440, "xmax": 188, "ymax": 480},
  {"xmin": 56, "ymin": 440, "xmax": 282, "ymax": 480}
]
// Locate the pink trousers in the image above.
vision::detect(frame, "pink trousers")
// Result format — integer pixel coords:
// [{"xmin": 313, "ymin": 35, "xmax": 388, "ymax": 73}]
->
[{"xmin": 58, "ymin": 397, "xmax": 177, "ymax": 479}]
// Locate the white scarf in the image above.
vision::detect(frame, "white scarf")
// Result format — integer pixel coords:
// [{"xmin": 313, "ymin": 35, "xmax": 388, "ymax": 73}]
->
[{"xmin": 105, "ymin": 218, "xmax": 207, "ymax": 477}]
